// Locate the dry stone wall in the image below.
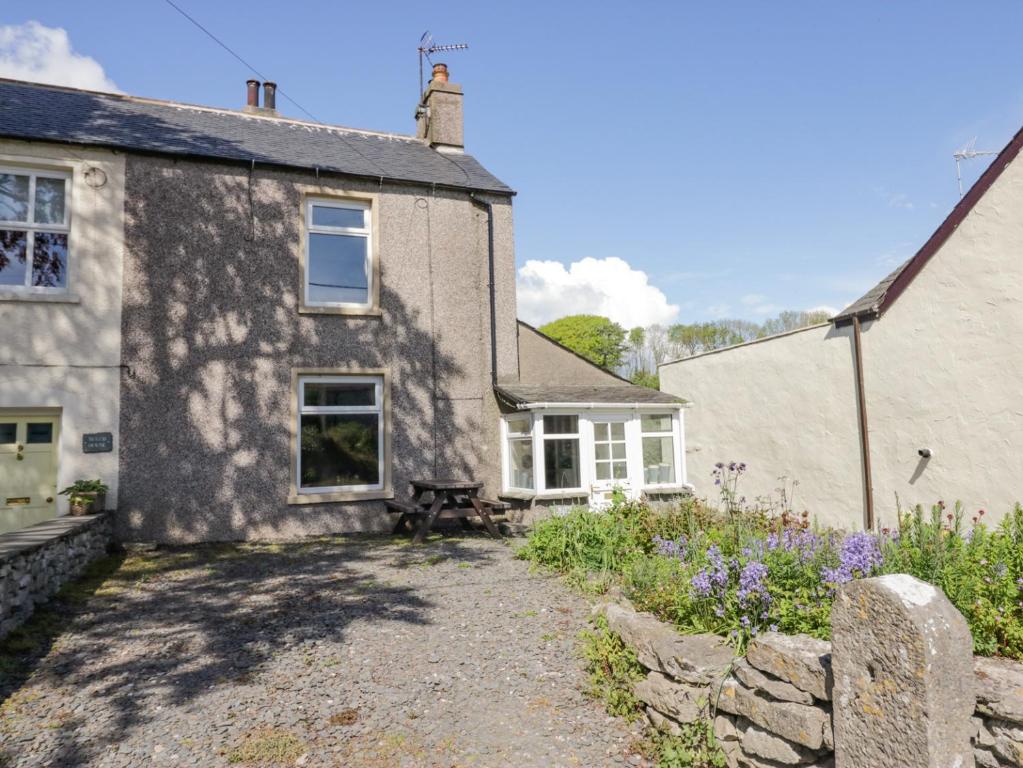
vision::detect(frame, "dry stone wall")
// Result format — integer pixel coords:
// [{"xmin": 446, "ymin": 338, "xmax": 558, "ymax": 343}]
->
[
  {"xmin": 0, "ymin": 514, "xmax": 112, "ymax": 638},
  {"xmin": 599, "ymin": 593, "xmax": 1023, "ymax": 768}
]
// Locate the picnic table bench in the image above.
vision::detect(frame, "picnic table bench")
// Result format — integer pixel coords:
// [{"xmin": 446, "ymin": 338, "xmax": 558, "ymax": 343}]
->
[{"xmin": 385, "ymin": 479, "xmax": 510, "ymax": 544}]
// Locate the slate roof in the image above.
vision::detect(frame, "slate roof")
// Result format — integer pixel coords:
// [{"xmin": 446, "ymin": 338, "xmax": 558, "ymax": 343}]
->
[
  {"xmin": 834, "ymin": 121, "xmax": 1023, "ymax": 323},
  {"xmin": 496, "ymin": 383, "xmax": 685, "ymax": 407},
  {"xmin": 0, "ymin": 78, "xmax": 512, "ymax": 195}
]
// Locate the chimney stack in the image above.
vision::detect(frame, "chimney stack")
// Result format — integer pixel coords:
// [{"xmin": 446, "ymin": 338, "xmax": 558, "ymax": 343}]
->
[
  {"xmin": 246, "ymin": 79, "xmax": 260, "ymax": 108},
  {"xmin": 243, "ymin": 79, "xmax": 278, "ymax": 116},
  {"xmin": 415, "ymin": 63, "xmax": 463, "ymax": 152},
  {"xmin": 263, "ymin": 82, "xmax": 277, "ymax": 112}
]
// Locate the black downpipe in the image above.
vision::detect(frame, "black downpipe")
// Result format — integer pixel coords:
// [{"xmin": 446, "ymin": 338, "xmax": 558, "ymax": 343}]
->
[{"xmin": 470, "ymin": 194, "xmax": 499, "ymax": 386}]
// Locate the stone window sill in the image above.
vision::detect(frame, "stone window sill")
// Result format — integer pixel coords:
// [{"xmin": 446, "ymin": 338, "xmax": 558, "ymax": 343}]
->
[
  {"xmin": 0, "ymin": 292, "xmax": 81, "ymax": 304},
  {"xmin": 287, "ymin": 488, "xmax": 394, "ymax": 505},
  {"xmin": 297, "ymin": 305, "xmax": 383, "ymax": 317}
]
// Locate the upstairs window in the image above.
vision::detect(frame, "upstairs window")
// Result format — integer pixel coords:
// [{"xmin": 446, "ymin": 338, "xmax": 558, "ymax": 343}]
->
[
  {"xmin": 0, "ymin": 169, "xmax": 71, "ymax": 291},
  {"xmin": 304, "ymin": 198, "xmax": 372, "ymax": 309}
]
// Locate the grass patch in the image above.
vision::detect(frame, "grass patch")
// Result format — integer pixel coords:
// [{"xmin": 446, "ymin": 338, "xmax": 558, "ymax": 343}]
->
[
  {"xmin": 578, "ymin": 615, "xmax": 645, "ymax": 720},
  {"xmin": 227, "ymin": 728, "xmax": 305, "ymax": 765}
]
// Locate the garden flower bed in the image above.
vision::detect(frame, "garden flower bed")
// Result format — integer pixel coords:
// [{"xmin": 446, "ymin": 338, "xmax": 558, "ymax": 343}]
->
[{"xmin": 518, "ymin": 465, "xmax": 1023, "ymax": 660}]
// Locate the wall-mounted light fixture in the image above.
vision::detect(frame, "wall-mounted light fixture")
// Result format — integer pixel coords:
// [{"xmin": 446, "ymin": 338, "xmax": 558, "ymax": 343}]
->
[{"xmin": 918, "ymin": 448, "xmax": 933, "ymax": 459}]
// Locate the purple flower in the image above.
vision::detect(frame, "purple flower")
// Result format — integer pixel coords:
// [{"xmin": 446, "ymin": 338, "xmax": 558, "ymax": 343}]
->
[
  {"xmin": 822, "ymin": 532, "xmax": 883, "ymax": 586},
  {"xmin": 654, "ymin": 535, "xmax": 688, "ymax": 561},
  {"xmin": 737, "ymin": 561, "xmax": 770, "ymax": 607}
]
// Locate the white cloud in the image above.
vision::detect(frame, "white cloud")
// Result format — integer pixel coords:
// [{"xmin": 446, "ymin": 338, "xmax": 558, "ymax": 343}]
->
[
  {"xmin": 0, "ymin": 21, "xmax": 119, "ymax": 92},
  {"xmin": 739, "ymin": 293, "xmax": 781, "ymax": 316},
  {"xmin": 806, "ymin": 305, "xmax": 839, "ymax": 317},
  {"xmin": 517, "ymin": 256, "xmax": 679, "ymax": 329}
]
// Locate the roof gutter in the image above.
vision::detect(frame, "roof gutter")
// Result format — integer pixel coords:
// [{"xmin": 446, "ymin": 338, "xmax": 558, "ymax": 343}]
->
[
  {"xmin": 512, "ymin": 401, "xmax": 687, "ymax": 411},
  {"xmin": 5, "ymin": 136, "xmax": 516, "ymax": 198}
]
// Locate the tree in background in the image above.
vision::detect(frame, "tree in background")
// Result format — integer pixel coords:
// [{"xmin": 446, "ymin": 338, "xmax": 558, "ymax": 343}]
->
[
  {"xmin": 759, "ymin": 309, "xmax": 831, "ymax": 337},
  {"xmin": 538, "ymin": 314, "xmax": 627, "ymax": 369},
  {"xmin": 537, "ymin": 308, "xmax": 833, "ymax": 380}
]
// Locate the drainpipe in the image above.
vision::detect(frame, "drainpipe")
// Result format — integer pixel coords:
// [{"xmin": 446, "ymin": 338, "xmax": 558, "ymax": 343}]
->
[
  {"xmin": 852, "ymin": 316, "xmax": 875, "ymax": 530},
  {"xmin": 470, "ymin": 194, "xmax": 499, "ymax": 386}
]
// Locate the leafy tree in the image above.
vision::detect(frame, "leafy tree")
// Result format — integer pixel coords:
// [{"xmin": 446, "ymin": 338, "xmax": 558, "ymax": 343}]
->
[
  {"xmin": 759, "ymin": 309, "xmax": 831, "ymax": 337},
  {"xmin": 539, "ymin": 314, "xmax": 627, "ymax": 370},
  {"xmin": 629, "ymin": 369, "xmax": 660, "ymax": 389}
]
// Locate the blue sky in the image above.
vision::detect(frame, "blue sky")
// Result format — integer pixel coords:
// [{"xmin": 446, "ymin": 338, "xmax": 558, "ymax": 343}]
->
[{"xmin": 4, "ymin": 1, "xmax": 1022, "ymax": 327}]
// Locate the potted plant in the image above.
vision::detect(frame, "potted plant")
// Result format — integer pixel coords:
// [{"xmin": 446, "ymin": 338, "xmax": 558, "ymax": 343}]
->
[{"xmin": 59, "ymin": 479, "xmax": 109, "ymax": 516}]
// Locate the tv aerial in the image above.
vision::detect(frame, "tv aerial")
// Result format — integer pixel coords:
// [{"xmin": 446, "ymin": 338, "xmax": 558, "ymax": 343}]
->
[
  {"xmin": 418, "ymin": 31, "xmax": 469, "ymax": 95},
  {"xmin": 953, "ymin": 137, "xmax": 998, "ymax": 198}
]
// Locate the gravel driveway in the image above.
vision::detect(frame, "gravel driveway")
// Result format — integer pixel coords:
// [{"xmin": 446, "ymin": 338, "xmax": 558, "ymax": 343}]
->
[{"xmin": 0, "ymin": 535, "xmax": 646, "ymax": 767}]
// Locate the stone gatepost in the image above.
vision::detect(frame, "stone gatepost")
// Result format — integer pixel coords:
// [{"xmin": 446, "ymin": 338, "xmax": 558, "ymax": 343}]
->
[{"xmin": 831, "ymin": 573, "xmax": 975, "ymax": 768}]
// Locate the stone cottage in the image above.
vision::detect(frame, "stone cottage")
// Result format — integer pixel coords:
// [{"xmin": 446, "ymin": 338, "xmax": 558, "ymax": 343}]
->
[
  {"xmin": 660, "ymin": 122, "xmax": 1023, "ymax": 530},
  {"xmin": 0, "ymin": 69, "xmax": 686, "ymax": 540}
]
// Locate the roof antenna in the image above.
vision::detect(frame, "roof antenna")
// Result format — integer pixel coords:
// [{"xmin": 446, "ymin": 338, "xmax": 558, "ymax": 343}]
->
[
  {"xmin": 953, "ymin": 137, "xmax": 998, "ymax": 198},
  {"xmin": 418, "ymin": 31, "xmax": 469, "ymax": 96}
]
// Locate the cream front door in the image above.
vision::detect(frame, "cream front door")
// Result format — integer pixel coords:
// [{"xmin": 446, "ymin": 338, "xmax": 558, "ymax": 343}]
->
[{"xmin": 0, "ymin": 415, "xmax": 59, "ymax": 534}]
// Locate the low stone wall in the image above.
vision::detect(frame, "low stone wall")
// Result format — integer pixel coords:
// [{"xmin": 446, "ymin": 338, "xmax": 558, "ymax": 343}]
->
[
  {"xmin": 599, "ymin": 599, "xmax": 1023, "ymax": 768},
  {"xmin": 0, "ymin": 514, "xmax": 112, "ymax": 638}
]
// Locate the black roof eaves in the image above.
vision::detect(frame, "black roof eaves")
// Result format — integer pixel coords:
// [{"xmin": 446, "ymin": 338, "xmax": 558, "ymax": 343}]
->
[{"xmin": 0, "ymin": 132, "xmax": 516, "ymax": 197}]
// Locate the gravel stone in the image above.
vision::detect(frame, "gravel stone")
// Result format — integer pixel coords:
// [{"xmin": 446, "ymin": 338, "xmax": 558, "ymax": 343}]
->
[{"xmin": 0, "ymin": 536, "xmax": 648, "ymax": 767}]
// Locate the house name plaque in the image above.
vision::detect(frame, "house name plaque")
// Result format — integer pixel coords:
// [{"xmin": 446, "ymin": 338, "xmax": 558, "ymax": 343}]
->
[{"xmin": 82, "ymin": 432, "xmax": 113, "ymax": 453}]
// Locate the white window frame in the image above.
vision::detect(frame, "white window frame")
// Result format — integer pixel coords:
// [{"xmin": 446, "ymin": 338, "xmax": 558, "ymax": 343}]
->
[
  {"xmin": 501, "ymin": 413, "xmax": 535, "ymax": 492},
  {"xmin": 537, "ymin": 412, "xmax": 587, "ymax": 495},
  {"xmin": 639, "ymin": 412, "xmax": 683, "ymax": 490},
  {"xmin": 303, "ymin": 197, "xmax": 372, "ymax": 310},
  {"xmin": 500, "ymin": 408, "xmax": 686, "ymax": 497},
  {"xmin": 296, "ymin": 374, "xmax": 385, "ymax": 494},
  {"xmin": 0, "ymin": 166, "xmax": 72, "ymax": 294}
]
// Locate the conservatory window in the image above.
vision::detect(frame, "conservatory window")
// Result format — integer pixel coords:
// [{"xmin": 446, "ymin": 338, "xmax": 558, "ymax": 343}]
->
[{"xmin": 641, "ymin": 413, "xmax": 676, "ymax": 486}]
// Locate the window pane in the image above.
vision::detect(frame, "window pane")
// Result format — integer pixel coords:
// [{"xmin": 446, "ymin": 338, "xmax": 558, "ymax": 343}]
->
[
  {"xmin": 595, "ymin": 463, "xmax": 610, "ymax": 481},
  {"xmin": 26, "ymin": 423, "xmax": 53, "ymax": 444},
  {"xmin": 594, "ymin": 443, "xmax": 609, "ymax": 461},
  {"xmin": 304, "ymin": 381, "xmax": 375, "ymax": 407},
  {"xmin": 0, "ymin": 174, "xmax": 29, "ymax": 222},
  {"xmin": 610, "ymin": 422, "xmax": 625, "ymax": 440},
  {"xmin": 0, "ymin": 423, "xmax": 15, "ymax": 444},
  {"xmin": 307, "ymin": 233, "xmax": 369, "ymax": 304},
  {"xmin": 32, "ymin": 232, "xmax": 68, "ymax": 288},
  {"xmin": 34, "ymin": 178, "xmax": 66, "ymax": 225},
  {"xmin": 508, "ymin": 438, "xmax": 534, "ymax": 489},
  {"xmin": 507, "ymin": 416, "xmax": 531, "ymax": 436},
  {"xmin": 544, "ymin": 438, "xmax": 580, "ymax": 489},
  {"xmin": 612, "ymin": 461, "xmax": 628, "ymax": 480},
  {"xmin": 300, "ymin": 413, "xmax": 380, "ymax": 488},
  {"xmin": 641, "ymin": 414, "xmax": 673, "ymax": 433},
  {"xmin": 543, "ymin": 415, "xmax": 578, "ymax": 435},
  {"xmin": 311, "ymin": 205, "xmax": 366, "ymax": 229},
  {"xmin": 611, "ymin": 442, "xmax": 627, "ymax": 460},
  {"xmin": 594, "ymin": 422, "xmax": 608, "ymax": 441},
  {"xmin": 0, "ymin": 230, "xmax": 27, "ymax": 286},
  {"xmin": 643, "ymin": 436, "xmax": 676, "ymax": 485}
]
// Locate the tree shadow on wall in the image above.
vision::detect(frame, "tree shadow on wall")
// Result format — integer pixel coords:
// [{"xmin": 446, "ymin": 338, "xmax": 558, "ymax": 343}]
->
[{"xmin": 117, "ymin": 154, "xmax": 483, "ymax": 543}]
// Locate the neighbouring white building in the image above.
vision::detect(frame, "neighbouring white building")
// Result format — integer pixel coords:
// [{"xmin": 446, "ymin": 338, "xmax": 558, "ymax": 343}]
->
[
  {"xmin": 0, "ymin": 141, "xmax": 126, "ymax": 533},
  {"xmin": 660, "ymin": 122, "xmax": 1023, "ymax": 531}
]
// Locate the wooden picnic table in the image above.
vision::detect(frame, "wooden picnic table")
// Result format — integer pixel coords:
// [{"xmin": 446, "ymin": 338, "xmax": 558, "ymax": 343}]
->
[{"xmin": 387, "ymin": 479, "xmax": 507, "ymax": 544}]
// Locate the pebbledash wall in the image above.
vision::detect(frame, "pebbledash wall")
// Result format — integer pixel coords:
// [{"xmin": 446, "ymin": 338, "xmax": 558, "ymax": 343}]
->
[
  {"xmin": 660, "ymin": 135, "xmax": 1023, "ymax": 531},
  {"xmin": 117, "ymin": 154, "xmax": 517, "ymax": 542},
  {"xmin": 0, "ymin": 140, "xmax": 126, "ymax": 534},
  {"xmin": 599, "ymin": 589, "xmax": 1023, "ymax": 768}
]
